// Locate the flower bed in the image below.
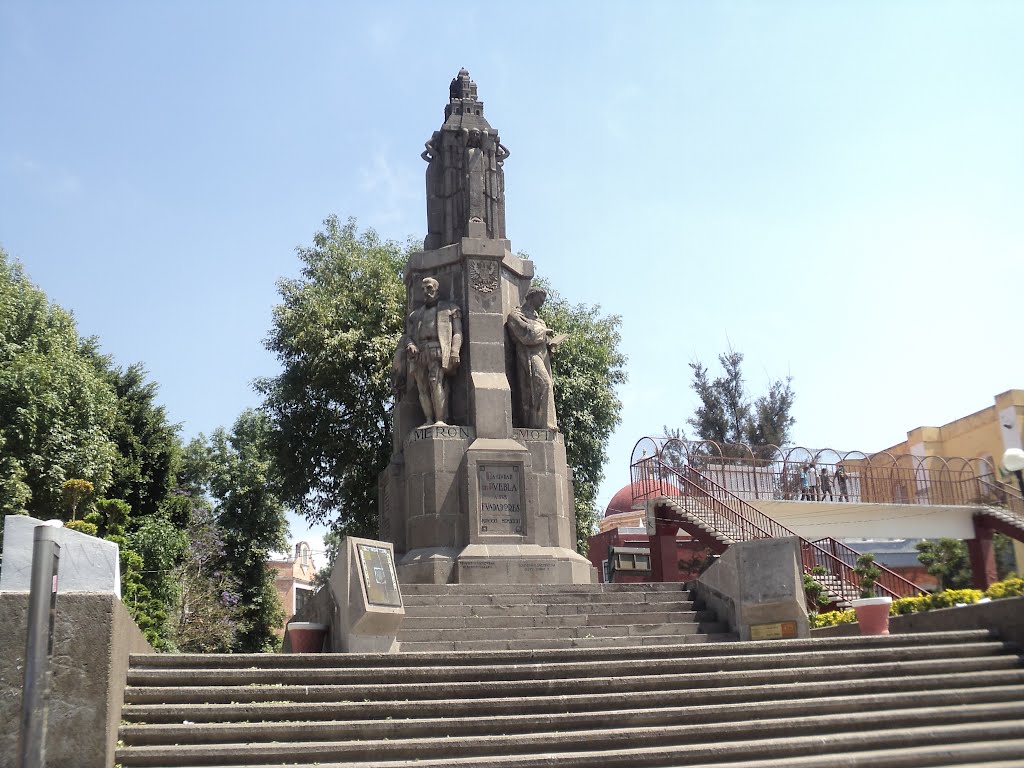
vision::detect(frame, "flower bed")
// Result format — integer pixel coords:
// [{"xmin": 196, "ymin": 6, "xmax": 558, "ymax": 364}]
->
[{"xmin": 811, "ymin": 577, "xmax": 1024, "ymax": 628}]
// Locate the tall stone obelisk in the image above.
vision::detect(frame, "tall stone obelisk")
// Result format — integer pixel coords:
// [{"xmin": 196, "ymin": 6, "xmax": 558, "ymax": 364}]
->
[{"xmin": 378, "ymin": 70, "xmax": 594, "ymax": 585}]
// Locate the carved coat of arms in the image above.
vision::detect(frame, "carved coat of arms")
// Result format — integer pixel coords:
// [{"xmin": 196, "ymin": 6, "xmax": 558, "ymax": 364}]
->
[{"xmin": 469, "ymin": 259, "xmax": 499, "ymax": 293}]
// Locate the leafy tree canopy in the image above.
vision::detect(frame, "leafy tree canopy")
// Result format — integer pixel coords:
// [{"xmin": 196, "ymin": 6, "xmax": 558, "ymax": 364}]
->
[
  {"xmin": 0, "ymin": 249, "xmax": 119, "ymax": 517},
  {"xmin": 257, "ymin": 216, "xmax": 407, "ymax": 536},
  {"xmin": 539, "ymin": 282, "xmax": 627, "ymax": 549},
  {"xmin": 668, "ymin": 348, "xmax": 795, "ymax": 460},
  {"xmin": 916, "ymin": 538, "xmax": 972, "ymax": 592},
  {"xmin": 259, "ymin": 218, "xmax": 626, "ymax": 552},
  {"xmin": 187, "ymin": 409, "xmax": 289, "ymax": 652}
]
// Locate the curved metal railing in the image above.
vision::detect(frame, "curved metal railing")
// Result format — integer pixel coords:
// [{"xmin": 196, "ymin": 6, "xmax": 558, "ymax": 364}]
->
[{"xmin": 631, "ymin": 452, "xmax": 925, "ymax": 600}]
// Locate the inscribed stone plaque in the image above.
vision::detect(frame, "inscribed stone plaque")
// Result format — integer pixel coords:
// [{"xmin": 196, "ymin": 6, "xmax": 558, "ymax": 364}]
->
[
  {"xmin": 749, "ymin": 620, "xmax": 798, "ymax": 641},
  {"xmin": 356, "ymin": 542, "xmax": 402, "ymax": 608},
  {"xmin": 478, "ymin": 463, "xmax": 524, "ymax": 535}
]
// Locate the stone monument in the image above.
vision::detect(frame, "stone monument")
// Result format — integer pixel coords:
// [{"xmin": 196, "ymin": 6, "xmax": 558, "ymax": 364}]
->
[{"xmin": 379, "ymin": 69, "xmax": 594, "ymax": 585}]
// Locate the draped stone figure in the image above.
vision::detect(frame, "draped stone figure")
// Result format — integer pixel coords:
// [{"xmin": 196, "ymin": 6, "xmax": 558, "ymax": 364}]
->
[
  {"xmin": 405, "ymin": 277, "xmax": 463, "ymax": 426},
  {"xmin": 506, "ymin": 287, "xmax": 562, "ymax": 431}
]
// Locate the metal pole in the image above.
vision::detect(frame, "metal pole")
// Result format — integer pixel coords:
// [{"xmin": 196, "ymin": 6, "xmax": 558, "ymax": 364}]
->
[{"xmin": 18, "ymin": 524, "xmax": 61, "ymax": 768}]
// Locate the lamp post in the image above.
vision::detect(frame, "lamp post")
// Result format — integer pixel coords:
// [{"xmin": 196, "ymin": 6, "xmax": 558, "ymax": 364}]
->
[{"xmin": 1003, "ymin": 448, "xmax": 1024, "ymax": 497}]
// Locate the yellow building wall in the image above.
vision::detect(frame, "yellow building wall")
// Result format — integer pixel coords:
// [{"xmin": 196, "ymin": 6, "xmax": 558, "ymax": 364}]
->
[{"xmin": 879, "ymin": 390, "xmax": 1024, "ymax": 477}]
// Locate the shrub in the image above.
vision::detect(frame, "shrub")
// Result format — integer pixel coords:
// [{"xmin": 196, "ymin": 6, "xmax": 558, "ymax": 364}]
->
[
  {"xmin": 811, "ymin": 610, "xmax": 856, "ymax": 628},
  {"xmin": 986, "ymin": 577, "xmax": 1024, "ymax": 600},
  {"xmin": 891, "ymin": 589, "xmax": 984, "ymax": 615},
  {"xmin": 65, "ymin": 520, "xmax": 98, "ymax": 537}
]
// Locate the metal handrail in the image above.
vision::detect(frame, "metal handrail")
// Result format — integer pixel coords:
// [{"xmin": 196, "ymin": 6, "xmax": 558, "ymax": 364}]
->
[
  {"xmin": 977, "ymin": 475, "xmax": 1024, "ymax": 516},
  {"xmin": 631, "ymin": 454, "xmax": 925, "ymax": 599},
  {"xmin": 809, "ymin": 537, "xmax": 924, "ymax": 600}
]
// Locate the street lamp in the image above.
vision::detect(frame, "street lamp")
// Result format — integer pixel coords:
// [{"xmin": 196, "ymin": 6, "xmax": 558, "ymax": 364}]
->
[{"xmin": 1003, "ymin": 448, "xmax": 1024, "ymax": 497}]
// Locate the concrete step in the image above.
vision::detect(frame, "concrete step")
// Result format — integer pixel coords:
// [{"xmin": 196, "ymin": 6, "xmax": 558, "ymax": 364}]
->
[
  {"xmin": 115, "ymin": 712, "xmax": 1024, "ymax": 766},
  {"xmin": 205, "ymin": 745, "xmax": 1024, "ymax": 768},
  {"xmin": 118, "ymin": 685, "xmax": 1024, "ymax": 745},
  {"xmin": 399, "ymin": 610, "xmax": 717, "ymax": 629},
  {"xmin": 401, "ymin": 590, "xmax": 691, "ymax": 606},
  {"xmin": 396, "ymin": 621, "xmax": 727, "ymax": 642},
  {"xmin": 117, "ymin": 630, "xmax": 1024, "ymax": 767},
  {"xmin": 121, "ymin": 669, "xmax": 1024, "ymax": 724},
  {"xmin": 396, "ymin": 633, "xmax": 737, "ymax": 652},
  {"xmin": 125, "ymin": 642, "xmax": 1016, "ymax": 688},
  {"xmin": 400, "ymin": 582, "xmax": 691, "ymax": 595},
  {"xmin": 401, "ymin": 599, "xmax": 699, "ymax": 617},
  {"xmin": 124, "ymin": 630, "xmax": 1001, "ymax": 669},
  {"xmin": 122, "ymin": 655, "xmax": 1022, "ymax": 705}
]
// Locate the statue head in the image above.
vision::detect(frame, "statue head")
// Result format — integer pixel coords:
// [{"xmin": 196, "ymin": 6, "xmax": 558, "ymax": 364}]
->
[
  {"xmin": 422, "ymin": 277, "xmax": 440, "ymax": 305},
  {"xmin": 524, "ymin": 286, "xmax": 547, "ymax": 309}
]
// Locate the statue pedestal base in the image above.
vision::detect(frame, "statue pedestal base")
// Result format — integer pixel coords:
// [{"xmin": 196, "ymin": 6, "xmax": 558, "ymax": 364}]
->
[
  {"xmin": 398, "ymin": 544, "xmax": 593, "ymax": 585},
  {"xmin": 385, "ymin": 430, "xmax": 595, "ymax": 585}
]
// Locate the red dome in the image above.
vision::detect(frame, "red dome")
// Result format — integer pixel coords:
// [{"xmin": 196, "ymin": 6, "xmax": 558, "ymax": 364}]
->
[{"xmin": 604, "ymin": 480, "xmax": 683, "ymax": 518}]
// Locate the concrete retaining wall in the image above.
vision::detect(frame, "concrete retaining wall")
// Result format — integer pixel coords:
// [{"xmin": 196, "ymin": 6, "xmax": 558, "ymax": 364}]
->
[
  {"xmin": 0, "ymin": 592, "xmax": 153, "ymax": 768},
  {"xmin": 694, "ymin": 537, "xmax": 810, "ymax": 641}
]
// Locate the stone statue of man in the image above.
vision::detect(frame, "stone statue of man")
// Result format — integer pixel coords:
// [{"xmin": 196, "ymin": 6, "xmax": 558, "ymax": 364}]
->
[
  {"xmin": 405, "ymin": 277, "xmax": 463, "ymax": 426},
  {"xmin": 506, "ymin": 286, "xmax": 562, "ymax": 431}
]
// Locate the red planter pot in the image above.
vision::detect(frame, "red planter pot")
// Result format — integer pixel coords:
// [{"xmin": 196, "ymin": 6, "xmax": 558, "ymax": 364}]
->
[
  {"xmin": 850, "ymin": 597, "xmax": 893, "ymax": 635},
  {"xmin": 286, "ymin": 622, "xmax": 328, "ymax": 653}
]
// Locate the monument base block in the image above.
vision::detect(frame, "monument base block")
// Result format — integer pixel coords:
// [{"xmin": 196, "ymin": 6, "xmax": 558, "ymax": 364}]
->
[{"xmin": 397, "ymin": 544, "xmax": 594, "ymax": 585}]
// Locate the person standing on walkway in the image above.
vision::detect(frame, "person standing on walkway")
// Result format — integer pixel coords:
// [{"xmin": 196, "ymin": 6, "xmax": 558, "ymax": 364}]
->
[
  {"xmin": 808, "ymin": 463, "xmax": 819, "ymax": 500},
  {"xmin": 836, "ymin": 465, "xmax": 850, "ymax": 502},
  {"xmin": 799, "ymin": 465, "xmax": 810, "ymax": 500},
  {"xmin": 820, "ymin": 467, "xmax": 834, "ymax": 501}
]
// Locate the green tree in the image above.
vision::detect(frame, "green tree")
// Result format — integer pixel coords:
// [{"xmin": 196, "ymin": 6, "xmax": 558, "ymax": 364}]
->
[
  {"xmin": 258, "ymin": 218, "xmax": 626, "ymax": 552},
  {"xmin": 61, "ymin": 478, "xmax": 95, "ymax": 521},
  {"xmin": 257, "ymin": 216, "xmax": 407, "ymax": 536},
  {"xmin": 0, "ymin": 249, "xmax": 118, "ymax": 519},
  {"xmin": 171, "ymin": 502, "xmax": 242, "ymax": 653},
  {"xmin": 675, "ymin": 348, "xmax": 795, "ymax": 460},
  {"xmin": 539, "ymin": 283, "xmax": 627, "ymax": 549},
  {"xmin": 102, "ymin": 362, "xmax": 181, "ymax": 520},
  {"xmin": 916, "ymin": 538, "xmax": 972, "ymax": 591},
  {"xmin": 205, "ymin": 409, "xmax": 289, "ymax": 652}
]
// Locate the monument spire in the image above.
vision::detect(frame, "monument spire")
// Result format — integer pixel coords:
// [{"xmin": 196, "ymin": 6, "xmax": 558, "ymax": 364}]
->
[{"xmin": 422, "ymin": 69, "xmax": 509, "ymax": 250}]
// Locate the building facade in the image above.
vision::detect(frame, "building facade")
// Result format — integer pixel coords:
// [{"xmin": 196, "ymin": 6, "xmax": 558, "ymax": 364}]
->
[{"xmin": 268, "ymin": 542, "xmax": 317, "ymax": 633}]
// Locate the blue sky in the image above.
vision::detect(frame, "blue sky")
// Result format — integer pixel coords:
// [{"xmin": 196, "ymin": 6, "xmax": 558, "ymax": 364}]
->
[{"xmin": 2, "ymin": 2, "xmax": 1021, "ymax": 554}]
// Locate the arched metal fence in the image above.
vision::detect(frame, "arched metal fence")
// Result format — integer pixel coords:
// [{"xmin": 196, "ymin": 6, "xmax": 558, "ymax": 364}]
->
[{"xmin": 631, "ymin": 437, "xmax": 999, "ymax": 507}]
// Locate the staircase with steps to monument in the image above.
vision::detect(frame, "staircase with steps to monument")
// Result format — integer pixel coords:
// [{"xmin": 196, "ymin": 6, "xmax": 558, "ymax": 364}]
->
[
  {"xmin": 396, "ymin": 581, "xmax": 734, "ymax": 652},
  {"xmin": 115, "ymin": 628, "xmax": 1024, "ymax": 767}
]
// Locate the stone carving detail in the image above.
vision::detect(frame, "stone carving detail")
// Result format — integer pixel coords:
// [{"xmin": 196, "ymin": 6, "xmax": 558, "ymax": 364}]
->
[
  {"xmin": 469, "ymin": 258, "xmax": 499, "ymax": 293},
  {"xmin": 404, "ymin": 277, "xmax": 463, "ymax": 426},
  {"xmin": 506, "ymin": 286, "xmax": 563, "ymax": 431},
  {"xmin": 422, "ymin": 69, "xmax": 509, "ymax": 250}
]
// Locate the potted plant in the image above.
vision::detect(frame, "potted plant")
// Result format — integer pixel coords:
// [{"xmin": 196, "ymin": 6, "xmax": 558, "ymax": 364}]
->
[{"xmin": 849, "ymin": 553, "xmax": 892, "ymax": 635}]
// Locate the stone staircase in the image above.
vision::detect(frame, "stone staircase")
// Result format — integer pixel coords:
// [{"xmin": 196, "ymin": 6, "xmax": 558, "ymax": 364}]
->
[
  {"xmin": 116, "ymin": 629, "xmax": 1024, "ymax": 767},
  {"xmin": 660, "ymin": 495, "xmax": 744, "ymax": 545},
  {"xmin": 980, "ymin": 504, "xmax": 1024, "ymax": 541},
  {"xmin": 397, "ymin": 582, "xmax": 733, "ymax": 651}
]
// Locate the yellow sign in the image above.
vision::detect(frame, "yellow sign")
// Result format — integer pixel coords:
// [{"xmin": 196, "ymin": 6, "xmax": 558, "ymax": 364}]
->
[{"xmin": 749, "ymin": 621, "xmax": 798, "ymax": 640}]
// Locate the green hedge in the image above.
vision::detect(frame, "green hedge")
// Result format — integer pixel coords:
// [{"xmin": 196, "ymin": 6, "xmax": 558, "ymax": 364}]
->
[{"xmin": 811, "ymin": 577, "xmax": 1023, "ymax": 628}]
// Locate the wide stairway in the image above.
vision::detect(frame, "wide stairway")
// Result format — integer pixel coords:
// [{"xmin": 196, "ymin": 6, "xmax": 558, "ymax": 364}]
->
[
  {"xmin": 397, "ymin": 582, "xmax": 733, "ymax": 651},
  {"xmin": 116, "ymin": 629, "xmax": 1024, "ymax": 767}
]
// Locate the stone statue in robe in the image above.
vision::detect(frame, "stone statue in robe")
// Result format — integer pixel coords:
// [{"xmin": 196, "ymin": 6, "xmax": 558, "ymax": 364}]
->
[{"xmin": 506, "ymin": 286, "xmax": 562, "ymax": 431}]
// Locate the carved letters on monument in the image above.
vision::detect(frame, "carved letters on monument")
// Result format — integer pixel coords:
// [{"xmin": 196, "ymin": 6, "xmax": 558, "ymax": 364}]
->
[{"xmin": 478, "ymin": 464, "xmax": 524, "ymax": 536}]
